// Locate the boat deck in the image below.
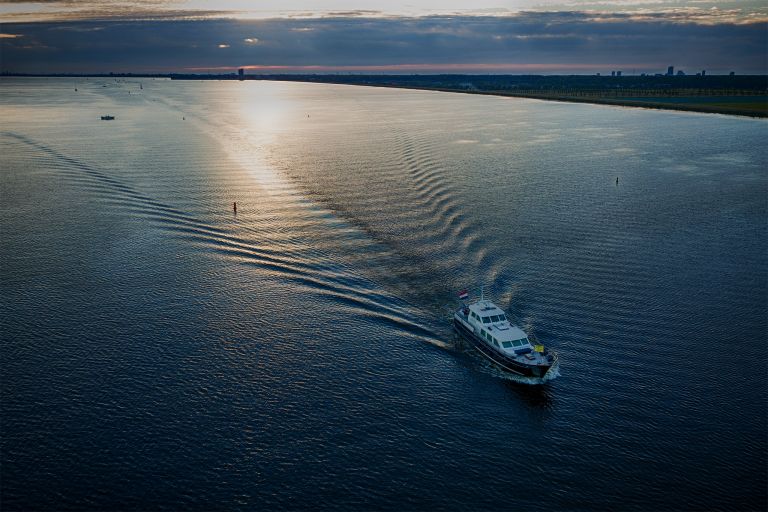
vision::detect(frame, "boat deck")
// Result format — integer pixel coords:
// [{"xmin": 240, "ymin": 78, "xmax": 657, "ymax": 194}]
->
[{"xmin": 454, "ymin": 308, "xmax": 555, "ymax": 369}]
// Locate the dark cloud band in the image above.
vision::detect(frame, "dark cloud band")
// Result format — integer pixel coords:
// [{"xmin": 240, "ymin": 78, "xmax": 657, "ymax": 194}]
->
[{"xmin": 1, "ymin": 13, "xmax": 766, "ymax": 74}]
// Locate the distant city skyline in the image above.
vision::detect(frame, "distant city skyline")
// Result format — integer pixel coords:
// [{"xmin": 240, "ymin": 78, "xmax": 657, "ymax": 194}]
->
[{"xmin": 1, "ymin": 1, "xmax": 766, "ymax": 74}]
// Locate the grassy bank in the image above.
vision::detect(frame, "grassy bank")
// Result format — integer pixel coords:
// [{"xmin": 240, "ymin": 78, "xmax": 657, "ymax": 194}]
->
[{"xmin": 366, "ymin": 85, "xmax": 768, "ymax": 118}]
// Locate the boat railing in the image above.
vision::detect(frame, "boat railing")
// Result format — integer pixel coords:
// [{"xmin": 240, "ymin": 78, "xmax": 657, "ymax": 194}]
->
[{"xmin": 456, "ymin": 290, "xmax": 542, "ymax": 339}]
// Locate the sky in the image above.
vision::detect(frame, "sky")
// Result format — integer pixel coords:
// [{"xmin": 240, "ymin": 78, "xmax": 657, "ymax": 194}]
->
[{"xmin": 1, "ymin": 0, "xmax": 767, "ymax": 74}]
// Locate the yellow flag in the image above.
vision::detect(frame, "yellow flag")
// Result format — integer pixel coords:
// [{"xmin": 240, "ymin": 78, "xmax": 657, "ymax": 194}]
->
[{"xmin": 534, "ymin": 345, "xmax": 544, "ymax": 353}]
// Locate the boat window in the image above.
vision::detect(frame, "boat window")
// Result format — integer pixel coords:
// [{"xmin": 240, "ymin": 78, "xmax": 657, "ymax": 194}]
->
[
  {"xmin": 482, "ymin": 316, "xmax": 491, "ymax": 324},
  {"xmin": 512, "ymin": 339, "xmax": 522, "ymax": 347},
  {"xmin": 499, "ymin": 315, "xmax": 507, "ymax": 322},
  {"xmin": 490, "ymin": 315, "xmax": 500, "ymax": 322},
  {"xmin": 493, "ymin": 339, "xmax": 500, "ymax": 347},
  {"xmin": 502, "ymin": 341, "xmax": 512, "ymax": 348}
]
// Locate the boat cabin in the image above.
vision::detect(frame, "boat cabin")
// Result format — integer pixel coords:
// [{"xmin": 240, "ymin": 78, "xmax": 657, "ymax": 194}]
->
[{"xmin": 465, "ymin": 301, "xmax": 533, "ymax": 355}]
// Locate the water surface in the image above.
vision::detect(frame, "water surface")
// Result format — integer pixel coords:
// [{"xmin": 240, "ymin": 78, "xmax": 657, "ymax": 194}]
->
[{"xmin": 1, "ymin": 77, "xmax": 766, "ymax": 510}]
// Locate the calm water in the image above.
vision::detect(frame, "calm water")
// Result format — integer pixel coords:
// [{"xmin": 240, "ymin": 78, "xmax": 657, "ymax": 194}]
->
[{"xmin": 1, "ymin": 78, "xmax": 766, "ymax": 511}]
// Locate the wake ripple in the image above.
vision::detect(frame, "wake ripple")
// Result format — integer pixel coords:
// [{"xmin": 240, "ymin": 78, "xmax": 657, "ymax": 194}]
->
[{"xmin": 1, "ymin": 131, "xmax": 443, "ymax": 346}]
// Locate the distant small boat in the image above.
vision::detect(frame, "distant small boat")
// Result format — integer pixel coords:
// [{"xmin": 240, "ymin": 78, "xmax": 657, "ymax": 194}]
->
[{"xmin": 100, "ymin": 115, "xmax": 115, "ymax": 120}]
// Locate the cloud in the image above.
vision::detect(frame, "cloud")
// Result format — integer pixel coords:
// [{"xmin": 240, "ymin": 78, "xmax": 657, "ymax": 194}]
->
[
  {"xmin": 2, "ymin": 0, "xmax": 767, "ymax": 24},
  {"xmin": 322, "ymin": 10, "xmax": 383, "ymax": 18},
  {"xmin": 49, "ymin": 24, "xmax": 105, "ymax": 32},
  {"xmin": 0, "ymin": 12, "xmax": 765, "ymax": 74},
  {"xmin": 0, "ymin": 5, "xmax": 237, "ymax": 23}
]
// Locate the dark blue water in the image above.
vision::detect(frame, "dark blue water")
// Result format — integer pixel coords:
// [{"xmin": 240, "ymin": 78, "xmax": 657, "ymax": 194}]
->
[{"xmin": 1, "ymin": 78, "xmax": 766, "ymax": 511}]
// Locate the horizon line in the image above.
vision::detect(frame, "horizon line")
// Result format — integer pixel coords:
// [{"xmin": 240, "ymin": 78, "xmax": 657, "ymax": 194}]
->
[{"xmin": 3, "ymin": 71, "xmax": 765, "ymax": 77}]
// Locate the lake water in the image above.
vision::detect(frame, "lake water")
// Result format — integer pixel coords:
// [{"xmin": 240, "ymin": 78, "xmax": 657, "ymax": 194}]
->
[{"xmin": 1, "ymin": 78, "xmax": 766, "ymax": 510}]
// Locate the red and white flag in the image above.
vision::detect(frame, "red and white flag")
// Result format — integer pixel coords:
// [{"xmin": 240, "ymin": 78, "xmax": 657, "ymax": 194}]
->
[{"xmin": 458, "ymin": 289, "xmax": 469, "ymax": 300}]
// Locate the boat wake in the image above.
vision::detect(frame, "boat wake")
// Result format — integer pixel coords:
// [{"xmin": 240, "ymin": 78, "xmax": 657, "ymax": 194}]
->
[
  {"xmin": 479, "ymin": 355, "xmax": 561, "ymax": 385},
  {"xmin": 0, "ymin": 130, "xmax": 447, "ymax": 351},
  {"xmin": 2, "ymin": 84, "xmax": 561, "ymax": 380}
]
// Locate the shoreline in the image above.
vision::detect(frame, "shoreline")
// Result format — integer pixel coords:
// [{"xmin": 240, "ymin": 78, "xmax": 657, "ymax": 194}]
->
[
  {"xmin": 3, "ymin": 73, "xmax": 766, "ymax": 118},
  {"xmin": 325, "ymin": 83, "xmax": 768, "ymax": 118}
]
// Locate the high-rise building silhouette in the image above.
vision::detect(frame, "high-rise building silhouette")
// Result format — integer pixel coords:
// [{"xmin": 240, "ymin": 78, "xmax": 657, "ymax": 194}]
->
[{"xmin": 667, "ymin": 66, "xmax": 674, "ymax": 76}]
